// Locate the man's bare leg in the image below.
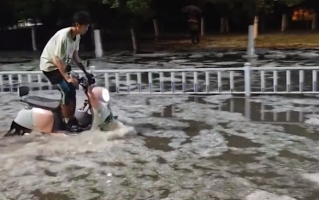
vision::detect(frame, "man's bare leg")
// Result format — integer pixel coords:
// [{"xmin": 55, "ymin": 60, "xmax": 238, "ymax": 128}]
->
[
  {"xmin": 69, "ymin": 100, "xmax": 76, "ymax": 116},
  {"xmin": 68, "ymin": 101, "xmax": 79, "ymax": 125},
  {"xmin": 61, "ymin": 105, "xmax": 72, "ymax": 121}
]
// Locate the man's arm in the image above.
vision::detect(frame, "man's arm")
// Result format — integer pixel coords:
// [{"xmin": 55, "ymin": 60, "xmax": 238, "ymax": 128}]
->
[
  {"xmin": 53, "ymin": 37, "xmax": 70, "ymax": 80},
  {"xmin": 72, "ymin": 50, "xmax": 87, "ymax": 74},
  {"xmin": 72, "ymin": 37, "xmax": 88, "ymax": 74}
]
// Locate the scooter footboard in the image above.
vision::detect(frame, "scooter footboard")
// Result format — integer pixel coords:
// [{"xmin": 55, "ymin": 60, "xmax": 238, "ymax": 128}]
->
[
  {"xmin": 4, "ymin": 120, "xmax": 31, "ymax": 136},
  {"xmin": 14, "ymin": 109, "xmax": 33, "ymax": 130}
]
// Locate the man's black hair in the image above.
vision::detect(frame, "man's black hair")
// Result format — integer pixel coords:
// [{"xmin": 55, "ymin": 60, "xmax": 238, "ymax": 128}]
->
[{"xmin": 73, "ymin": 11, "xmax": 91, "ymax": 26}]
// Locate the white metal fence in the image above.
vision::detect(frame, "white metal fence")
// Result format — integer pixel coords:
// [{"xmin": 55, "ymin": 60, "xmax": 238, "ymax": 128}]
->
[{"xmin": 1, "ymin": 63, "xmax": 319, "ymax": 96}]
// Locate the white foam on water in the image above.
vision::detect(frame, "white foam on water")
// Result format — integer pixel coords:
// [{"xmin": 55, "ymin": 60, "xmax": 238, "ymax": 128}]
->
[{"xmin": 1, "ymin": 127, "xmax": 135, "ymax": 159}]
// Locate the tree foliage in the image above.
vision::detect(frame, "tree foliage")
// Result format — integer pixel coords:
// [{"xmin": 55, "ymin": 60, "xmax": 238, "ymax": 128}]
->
[
  {"xmin": 0, "ymin": 0, "xmax": 309, "ymax": 27},
  {"xmin": 208, "ymin": 0, "xmax": 307, "ymax": 13}
]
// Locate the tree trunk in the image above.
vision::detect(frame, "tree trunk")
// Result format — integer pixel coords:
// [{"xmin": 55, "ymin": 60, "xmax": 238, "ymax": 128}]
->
[
  {"xmin": 254, "ymin": 16, "xmax": 258, "ymax": 38},
  {"xmin": 312, "ymin": 12, "xmax": 317, "ymax": 30},
  {"xmin": 261, "ymin": 15, "xmax": 265, "ymax": 32},
  {"xmin": 31, "ymin": 27, "xmax": 37, "ymax": 51},
  {"xmin": 220, "ymin": 18, "xmax": 228, "ymax": 33},
  {"xmin": 131, "ymin": 28, "xmax": 137, "ymax": 51},
  {"xmin": 201, "ymin": 17, "xmax": 205, "ymax": 36},
  {"xmin": 225, "ymin": 18, "xmax": 229, "ymax": 32},
  {"xmin": 281, "ymin": 14, "xmax": 287, "ymax": 32},
  {"xmin": 220, "ymin": 18, "xmax": 224, "ymax": 33},
  {"xmin": 153, "ymin": 19, "xmax": 159, "ymax": 40}
]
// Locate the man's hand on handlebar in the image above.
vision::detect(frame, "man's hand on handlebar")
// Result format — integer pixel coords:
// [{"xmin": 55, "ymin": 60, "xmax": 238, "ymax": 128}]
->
[
  {"xmin": 85, "ymin": 72, "xmax": 95, "ymax": 85},
  {"xmin": 67, "ymin": 77, "xmax": 79, "ymax": 86}
]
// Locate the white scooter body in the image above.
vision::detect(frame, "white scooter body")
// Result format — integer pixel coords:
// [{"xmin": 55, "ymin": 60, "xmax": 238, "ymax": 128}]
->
[{"xmin": 5, "ymin": 78, "xmax": 114, "ymax": 136}]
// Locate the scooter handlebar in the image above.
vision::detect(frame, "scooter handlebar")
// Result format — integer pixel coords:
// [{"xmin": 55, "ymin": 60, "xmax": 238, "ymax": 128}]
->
[
  {"xmin": 69, "ymin": 70, "xmax": 95, "ymax": 86},
  {"xmin": 78, "ymin": 76, "xmax": 96, "ymax": 86}
]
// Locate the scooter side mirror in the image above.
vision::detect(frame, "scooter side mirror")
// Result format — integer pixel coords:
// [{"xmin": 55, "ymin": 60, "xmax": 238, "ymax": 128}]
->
[{"xmin": 18, "ymin": 86, "xmax": 30, "ymax": 97}]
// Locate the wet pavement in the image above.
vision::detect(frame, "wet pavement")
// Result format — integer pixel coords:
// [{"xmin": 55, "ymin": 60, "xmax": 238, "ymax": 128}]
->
[{"xmin": 1, "ymin": 50, "xmax": 319, "ymax": 200}]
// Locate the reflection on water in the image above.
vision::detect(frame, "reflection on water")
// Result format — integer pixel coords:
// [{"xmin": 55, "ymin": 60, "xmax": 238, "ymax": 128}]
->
[{"xmin": 1, "ymin": 92, "xmax": 319, "ymax": 199}]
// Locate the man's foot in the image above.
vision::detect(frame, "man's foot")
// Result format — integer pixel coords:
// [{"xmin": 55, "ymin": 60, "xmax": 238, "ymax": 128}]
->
[
  {"xmin": 66, "ymin": 125, "xmax": 83, "ymax": 133},
  {"xmin": 65, "ymin": 118, "xmax": 83, "ymax": 133}
]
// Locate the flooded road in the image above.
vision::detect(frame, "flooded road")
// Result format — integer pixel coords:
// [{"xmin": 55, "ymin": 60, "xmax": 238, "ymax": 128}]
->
[
  {"xmin": 1, "ymin": 92, "xmax": 319, "ymax": 199},
  {"xmin": 1, "ymin": 50, "xmax": 319, "ymax": 199}
]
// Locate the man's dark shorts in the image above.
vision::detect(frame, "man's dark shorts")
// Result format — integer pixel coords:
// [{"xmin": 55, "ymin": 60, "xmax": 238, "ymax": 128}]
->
[{"xmin": 42, "ymin": 69, "xmax": 76, "ymax": 105}]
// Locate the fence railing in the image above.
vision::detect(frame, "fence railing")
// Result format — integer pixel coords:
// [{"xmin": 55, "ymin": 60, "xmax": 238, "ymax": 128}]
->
[{"xmin": 1, "ymin": 63, "xmax": 319, "ymax": 96}]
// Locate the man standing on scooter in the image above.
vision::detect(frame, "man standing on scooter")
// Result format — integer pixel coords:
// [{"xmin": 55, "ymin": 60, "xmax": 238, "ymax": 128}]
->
[{"xmin": 40, "ymin": 11, "xmax": 94, "ymax": 132}]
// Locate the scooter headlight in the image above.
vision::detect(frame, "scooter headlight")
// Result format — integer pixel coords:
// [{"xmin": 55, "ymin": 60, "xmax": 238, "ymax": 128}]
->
[{"xmin": 101, "ymin": 88, "xmax": 110, "ymax": 102}]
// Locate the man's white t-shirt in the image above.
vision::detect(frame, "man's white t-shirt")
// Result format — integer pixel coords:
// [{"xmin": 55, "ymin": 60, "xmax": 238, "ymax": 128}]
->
[{"xmin": 40, "ymin": 27, "xmax": 81, "ymax": 72}]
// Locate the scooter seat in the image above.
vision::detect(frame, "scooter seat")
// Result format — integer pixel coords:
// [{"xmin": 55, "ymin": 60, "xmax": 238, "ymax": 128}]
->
[{"xmin": 22, "ymin": 96, "xmax": 61, "ymax": 110}]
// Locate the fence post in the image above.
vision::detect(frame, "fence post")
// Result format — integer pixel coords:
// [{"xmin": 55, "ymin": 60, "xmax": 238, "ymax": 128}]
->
[
  {"xmin": 244, "ymin": 62, "xmax": 251, "ymax": 97},
  {"xmin": 90, "ymin": 66, "xmax": 95, "ymax": 74}
]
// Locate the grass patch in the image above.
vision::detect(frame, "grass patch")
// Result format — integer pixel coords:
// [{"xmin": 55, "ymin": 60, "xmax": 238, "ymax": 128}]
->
[{"xmin": 150, "ymin": 32, "xmax": 319, "ymax": 51}]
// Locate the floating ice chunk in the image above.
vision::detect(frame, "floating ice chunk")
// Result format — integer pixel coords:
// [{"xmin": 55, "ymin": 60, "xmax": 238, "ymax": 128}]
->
[
  {"xmin": 264, "ymin": 54, "xmax": 286, "ymax": 59},
  {"xmin": 189, "ymin": 54, "xmax": 204, "ymax": 58},
  {"xmin": 246, "ymin": 190, "xmax": 296, "ymax": 200},
  {"xmin": 152, "ymin": 77, "xmax": 182, "ymax": 82},
  {"xmin": 182, "ymin": 62, "xmax": 203, "ymax": 66},
  {"xmin": 215, "ymin": 53, "xmax": 223, "ymax": 57},
  {"xmin": 170, "ymin": 59, "xmax": 188, "ymax": 63},
  {"xmin": 134, "ymin": 53, "xmax": 170, "ymax": 57},
  {"xmin": 301, "ymin": 173, "xmax": 319, "ymax": 186},
  {"xmin": 305, "ymin": 118, "xmax": 319, "ymax": 125},
  {"xmin": 224, "ymin": 51, "xmax": 243, "ymax": 55},
  {"xmin": 259, "ymin": 62, "xmax": 278, "ymax": 68},
  {"xmin": 298, "ymin": 52, "xmax": 319, "ymax": 58},
  {"xmin": 180, "ymin": 130, "xmax": 227, "ymax": 157},
  {"xmin": 213, "ymin": 61, "xmax": 240, "ymax": 65},
  {"xmin": 203, "ymin": 95, "xmax": 232, "ymax": 104},
  {"xmin": 0, "ymin": 64, "xmax": 35, "ymax": 71}
]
